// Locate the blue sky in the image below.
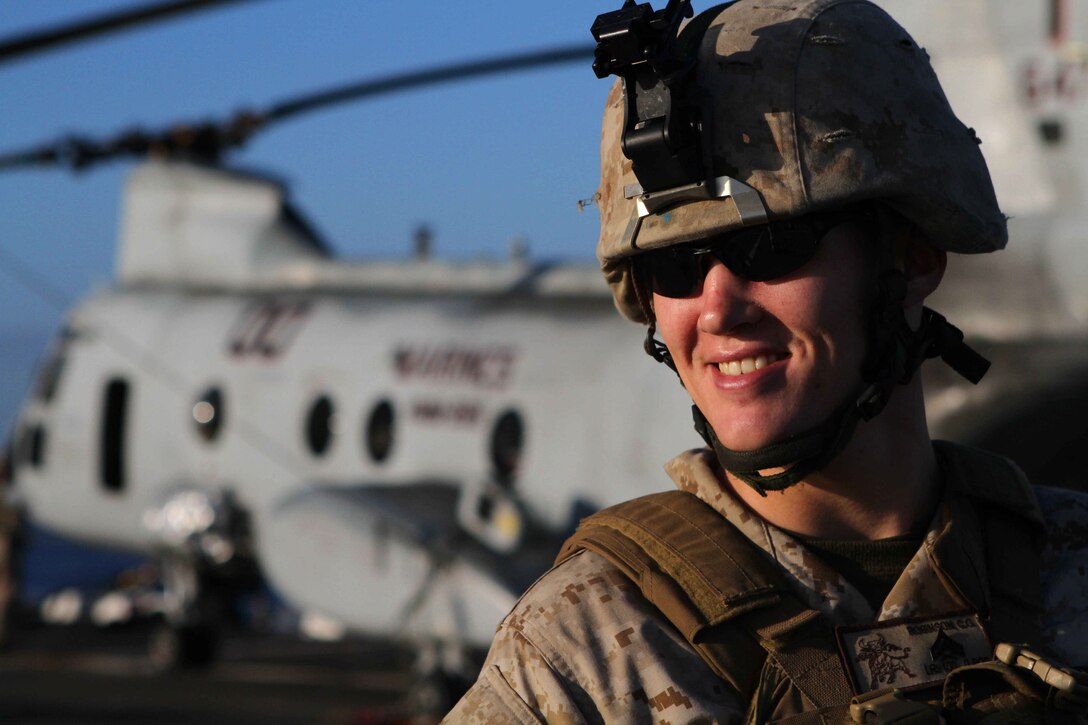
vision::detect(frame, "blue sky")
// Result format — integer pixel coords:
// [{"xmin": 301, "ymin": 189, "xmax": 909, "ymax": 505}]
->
[{"xmin": 0, "ymin": 0, "xmax": 649, "ymax": 428}]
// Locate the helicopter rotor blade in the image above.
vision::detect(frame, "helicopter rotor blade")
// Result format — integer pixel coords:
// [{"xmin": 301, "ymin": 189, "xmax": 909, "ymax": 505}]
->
[
  {"xmin": 0, "ymin": 0, "xmax": 261, "ymax": 65},
  {"xmin": 0, "ymin": 43, "xmax": 595, "ymax": 173},
  {"xmin": 266, "ymin": 43, "xmax": 595, "ymax": 124}
]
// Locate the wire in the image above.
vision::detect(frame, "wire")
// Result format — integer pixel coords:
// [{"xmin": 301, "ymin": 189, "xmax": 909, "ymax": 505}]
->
[{"xmin": 0, "ymin": 244, "xmax": 75, "ymax": 314}]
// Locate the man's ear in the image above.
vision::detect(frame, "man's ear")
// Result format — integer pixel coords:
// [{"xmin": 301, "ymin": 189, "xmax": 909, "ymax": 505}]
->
[{"xmin": 902, "ymin": 242, "xmax": 946, "ymax": 307}]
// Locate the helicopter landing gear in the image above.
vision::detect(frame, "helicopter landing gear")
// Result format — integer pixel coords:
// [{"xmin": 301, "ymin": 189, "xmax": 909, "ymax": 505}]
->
[
  {"xmin": 149, "ymin": 619, "xmax": 220, "ymax": 670},
  {"xmin": 404, "ymin": 641, "xmax": 479, "ymax": 720},
  {"xmin": 143, "ymin": 488, "xmax": 259, "ymax": 670},
  {"xmin": 149, "ymin": 553, "xmax": 223, "ymax": 670}
]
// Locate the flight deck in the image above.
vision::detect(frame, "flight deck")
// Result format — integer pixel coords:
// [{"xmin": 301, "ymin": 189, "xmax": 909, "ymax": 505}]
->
[{"xmin": 0, "ymin": 619, "xmax": 424, "ymax": 724}]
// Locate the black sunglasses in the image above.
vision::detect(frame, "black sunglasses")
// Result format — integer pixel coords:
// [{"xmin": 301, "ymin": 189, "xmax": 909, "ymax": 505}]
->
[{"xmin": 636, "ymin": 212, "xmax": 869, "ymax": 298}]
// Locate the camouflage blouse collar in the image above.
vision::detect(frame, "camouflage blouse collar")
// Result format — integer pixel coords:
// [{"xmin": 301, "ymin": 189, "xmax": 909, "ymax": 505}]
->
[{"xmin": 663, "ymin": 448, "xmax": 983, "ymax": 626}]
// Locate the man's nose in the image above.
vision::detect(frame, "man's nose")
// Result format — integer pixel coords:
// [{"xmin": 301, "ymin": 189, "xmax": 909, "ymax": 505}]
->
[{"xmin": 698, "ymin": 260, "xmax": 762, "ymax": 334}]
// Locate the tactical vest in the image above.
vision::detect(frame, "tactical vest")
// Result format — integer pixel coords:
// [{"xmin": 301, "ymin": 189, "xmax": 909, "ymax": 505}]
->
[{"xmin": 556, "ymin": 441, "xmax": 1049, "ymax": 724}]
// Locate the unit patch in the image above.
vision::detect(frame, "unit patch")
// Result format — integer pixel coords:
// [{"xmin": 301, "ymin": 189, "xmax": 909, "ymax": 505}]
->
[{"xmin": 836, "ymin": 613, "xmax": 991, "ymax": 693}]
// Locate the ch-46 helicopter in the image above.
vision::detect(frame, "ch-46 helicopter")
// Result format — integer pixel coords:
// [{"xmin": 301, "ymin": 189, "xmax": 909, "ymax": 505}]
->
[
  {"xmin": 0, "ymin": 0, "xmax": 700, "ymax": 678},
  {"xmin": 3, "ymin": 0, "xmax": 1088, "ymax": 689}
]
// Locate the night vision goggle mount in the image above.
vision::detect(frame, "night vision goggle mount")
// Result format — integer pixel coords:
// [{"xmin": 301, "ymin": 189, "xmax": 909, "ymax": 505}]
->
[
  {"xmin": 592, "ymin": 0, "xmax": 700, "ymax": 194},
  {"xmin": 592, "ymin": 1, "xmax": 768, "ymax": 233}
]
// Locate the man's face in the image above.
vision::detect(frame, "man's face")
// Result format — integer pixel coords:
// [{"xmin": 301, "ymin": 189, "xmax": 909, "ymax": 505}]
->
[{"xmin": 653, "ymin": 223, "xmax": 872, "ymax": 452}]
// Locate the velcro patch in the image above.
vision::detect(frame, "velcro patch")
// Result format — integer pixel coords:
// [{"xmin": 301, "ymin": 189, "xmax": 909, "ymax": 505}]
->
[{"xmin": 836, "ymin": 613, "xmax": 992, "ymax": 694}]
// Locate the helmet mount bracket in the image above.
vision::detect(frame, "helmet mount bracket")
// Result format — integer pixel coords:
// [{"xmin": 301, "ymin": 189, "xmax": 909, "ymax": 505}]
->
[{"xmin": 591, "ymin": 0, "xmax": 705, "ymax": 195}]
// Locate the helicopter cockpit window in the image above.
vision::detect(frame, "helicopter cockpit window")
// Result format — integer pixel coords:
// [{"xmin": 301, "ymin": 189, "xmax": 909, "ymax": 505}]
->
[
  {"xmin": 35, "ymin": 328, "xmax": 74, "ymax": 403},
  {"xmin": 28, "ymin": 425, "xmax": 47, "ymax": 468},
  {"xmin": 15, "ymin": 423, "xmax": 47, "ymax": 470},
  {"xmin": 192, "ymin": 387, "xmax": 225, "ymax": 443},
  {"xmin": 35, "ymin": 353, "xmax": 66, "ymax": 403},
  {"xmin": 490, "ymin": 409, "xmax": 525, "ymax": 485},
  {"xmin": 364, "ymin": 400, "xmax": 395, "ymax": 464},
  {"xmin": 101, "ymin": 377, "xmax": 130, "ymax": 493},
  {"xmin": 306, "ymin": 395, "xmax": 337, "ymax": 457}
]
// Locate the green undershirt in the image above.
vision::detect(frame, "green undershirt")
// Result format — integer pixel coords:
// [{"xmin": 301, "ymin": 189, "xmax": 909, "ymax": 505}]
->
[{"xmin": 792, "ymin": 533, "xmax": 923, "ymax": 612}]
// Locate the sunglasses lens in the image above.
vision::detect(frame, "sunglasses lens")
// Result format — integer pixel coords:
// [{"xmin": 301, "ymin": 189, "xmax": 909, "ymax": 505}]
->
[
  {"xmin": 722, "ymin": 224, "xmax": 820, "ymax": 282},
  {"xmin": 640, "ymin": 249, "xmax": 703, "ymax": 298},
  {"xmin": 638, "ymin": 215, "xmax": 843, "ymax": 297}
]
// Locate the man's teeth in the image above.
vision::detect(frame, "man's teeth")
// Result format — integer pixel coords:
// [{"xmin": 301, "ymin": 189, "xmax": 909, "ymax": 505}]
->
[{"xmin": 718, "ymin": 353, "xmax": 782, "ymax": 376}]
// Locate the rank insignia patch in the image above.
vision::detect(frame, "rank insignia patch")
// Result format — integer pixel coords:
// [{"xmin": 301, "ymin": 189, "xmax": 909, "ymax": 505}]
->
[{"xmin": 836, "ymin": 613, "xmax": 992, "ymax": 693}]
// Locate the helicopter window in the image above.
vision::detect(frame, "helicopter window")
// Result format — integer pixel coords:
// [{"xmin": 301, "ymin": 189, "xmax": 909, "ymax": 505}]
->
[
  {"xmin": 15, "ymin": 423, "xmax": 47, "ymax": 470},
  {"xmin": 364, "ymin": 400, "xmax": 395, "ymax": 464},
  {"xmin": 34, "ymin": 328, "xmax": 75, "ymax": 403},
  {"xmin": 1039, "ymin": 119, "xmax": 1064, "ymax": 145},
  {"xmin": 28, "ymin": 425, "xmax": 47, "ymax": 468},
  {"xmin": 101, "ymin": 378, "xmax": 130, "ymax": 493},
  {"xmin": 192, "ymin": 387, "xmax": 225, "ymax": 443},
  {"xmin": 306, "ymin": 395, "xmax": 337, "ymax": 457},
  {"xmin": 35, "ymin": 353, "xmax": 66, "ymax": 403},
  {"xmin": 490, "ymin": 409, "xmax": 525, "ymax": 485}
]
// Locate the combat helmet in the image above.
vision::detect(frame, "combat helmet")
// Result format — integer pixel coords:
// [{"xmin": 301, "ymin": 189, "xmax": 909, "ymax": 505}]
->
[{"xmin": 590, "ymin": 0, "xmax": 1004, "ymax": 493}]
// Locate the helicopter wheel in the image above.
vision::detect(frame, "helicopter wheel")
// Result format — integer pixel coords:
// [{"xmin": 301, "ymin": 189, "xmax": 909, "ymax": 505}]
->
[
  {"xmin": 406, "ymin": 668, "xmax": 473, "ymax": 721},
  {"xmin": 148, "ymin": 620, "xmax": 220, "ymax": 671},
  {"xmin": 150, "ymin": 552, "xmax": 226, "ymax": 670}
]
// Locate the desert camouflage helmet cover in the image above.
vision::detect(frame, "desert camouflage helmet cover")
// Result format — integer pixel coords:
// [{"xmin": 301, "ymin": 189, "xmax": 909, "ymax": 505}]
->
[{"xmin": 597, "ymin": 0, "xmax": 1008, "ymax": 324}]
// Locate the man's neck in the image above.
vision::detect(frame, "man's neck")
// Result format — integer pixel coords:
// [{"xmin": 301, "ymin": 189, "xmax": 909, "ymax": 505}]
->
[{"xmin": 722, "ymin": 383, "xmax": 941, "ymax": 540}]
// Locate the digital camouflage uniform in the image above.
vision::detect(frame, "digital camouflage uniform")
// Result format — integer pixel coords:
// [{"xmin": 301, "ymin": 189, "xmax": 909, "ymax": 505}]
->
[
  {"xmin": 445, "ymin": 444, "xmax": 1088, "ymax": 723},
  {"xmin": 446, "ymin": 0, "xmax": 1088, "ymax": 721}
]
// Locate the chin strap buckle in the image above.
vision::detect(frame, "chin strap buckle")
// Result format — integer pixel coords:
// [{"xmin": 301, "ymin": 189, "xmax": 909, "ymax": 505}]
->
[
  {"xmin": 913, "ymin": 308, "xmax": 990, "ymax": 385},
  {"xmin": 930, "ymin": 311, "xmax": 990, "ymax": 384}
]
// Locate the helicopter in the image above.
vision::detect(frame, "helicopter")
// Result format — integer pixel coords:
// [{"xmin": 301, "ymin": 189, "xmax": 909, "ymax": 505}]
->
[
  {"xmin": 0, "ymin": 0, "xmax": 701, "ymax": 682},
  {"xmin": 2, "ymin": 0, "xmax": 1088, "ymax": 696}
]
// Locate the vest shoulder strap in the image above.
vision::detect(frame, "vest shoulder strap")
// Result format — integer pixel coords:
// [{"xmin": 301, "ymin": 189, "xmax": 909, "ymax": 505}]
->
[
  {"xmin": 933, "ymin": 440, "xmax": 1047, "ymax": 642},
  {"xmin": 557, "ymin": 490, "xmax": 852, "ymax": 713},
  {"xmin": 558, "ymin": 490, "xmax": 789, "ymax": 628},
  {"xmin": 933, "ymin": 440, "xmax": 1043, "ymax": 526}
]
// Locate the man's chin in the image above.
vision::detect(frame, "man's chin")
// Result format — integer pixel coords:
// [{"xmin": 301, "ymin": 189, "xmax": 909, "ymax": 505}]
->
[
  {"xmin": 709, "ymin": 413, "xmax": 828, "ymax": 453},
  {"xmin": 710, "ymin": 427, "xmax": 788, "ymax": 453}
]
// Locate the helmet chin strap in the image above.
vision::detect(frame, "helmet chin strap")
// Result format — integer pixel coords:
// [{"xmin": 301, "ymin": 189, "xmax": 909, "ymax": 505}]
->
[
  {"xmin": 692, "ymin": 400, "xmax": 862, "ymax": 494},
  {"xmin": 689, "ymin": 269, "xmax": 991, "ymax": 497}
]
